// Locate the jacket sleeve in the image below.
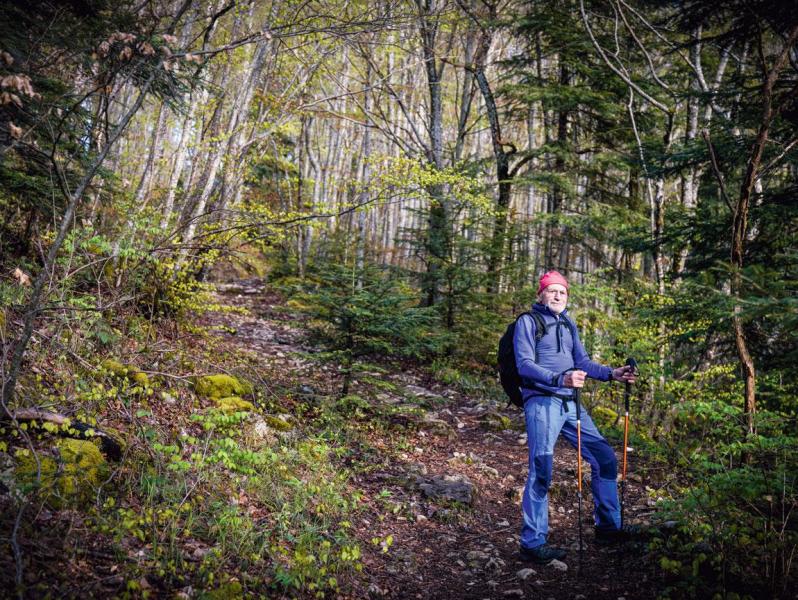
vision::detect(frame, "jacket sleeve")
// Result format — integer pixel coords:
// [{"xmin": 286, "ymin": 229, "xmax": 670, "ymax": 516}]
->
[
  {"xmin": 513, "ymin": 314, "xmax": 562, "ymax": 387},
  {"xmin": 571, "ymin": 322, "xmax": 613, "ymax": 382}
]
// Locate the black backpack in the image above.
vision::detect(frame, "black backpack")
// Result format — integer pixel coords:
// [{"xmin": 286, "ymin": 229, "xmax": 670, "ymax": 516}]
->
[{"xmin": 497, "ymin": 311, "xmax": 575, "ymax": 408}]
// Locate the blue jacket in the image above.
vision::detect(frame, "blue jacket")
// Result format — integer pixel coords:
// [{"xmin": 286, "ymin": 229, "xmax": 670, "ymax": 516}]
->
[{"xmin": 513, "ymin": 302, "xmax": 612, "ymax": 401}]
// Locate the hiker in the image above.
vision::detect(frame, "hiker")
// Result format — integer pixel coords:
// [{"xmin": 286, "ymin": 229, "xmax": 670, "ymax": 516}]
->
[{"xmin": 515, "ymin": 270, "xmax": 637, "ymax": 564}]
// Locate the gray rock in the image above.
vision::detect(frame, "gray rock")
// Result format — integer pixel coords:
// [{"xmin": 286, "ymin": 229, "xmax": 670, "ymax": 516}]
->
[
  {"xmin": 422, "ymin": 417, "xmax": 455, "ymax": 439},
  {"xmin": 480, "ymin": 411, "xmax": 514, "ymax": 431},
  {"xmin": 479, "ymin": 464, "xmax": 500, "ymax": 477},
  {"xmin": 367, "ymin": 583, "xmax": 386, "ymax": 598},
  {"xmin": 517, "ymin": 568, "xmax": 536, "ymax": 580},
  {"xmin": 549, "ymin": 559, "xmax": 568, "ymax": 572},
  {"xmin": 419, "ymin": 474, "xmax": 475, "ymax": 504},
  {"xmin": 405, "ymin": 462, "xmax": 428, "ymax": 477},
  {"xmin": 466, "ymin": 550, "xmax": 489, "ymax": 567},
  {"xmin": 485, "ymin": 556, "xmax": 505, "ymax": 572},
  {"xmin": 405, "ymin": 384, "xmax": 438, "ymax": 398},
  {"xmin": 503, "ymin": 590, "xmax": 524, "ymax": 598}
]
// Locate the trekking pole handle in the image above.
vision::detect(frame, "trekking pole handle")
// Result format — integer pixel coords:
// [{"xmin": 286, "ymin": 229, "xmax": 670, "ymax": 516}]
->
[{"xmin": 574, "ymin": 388, "xmax": 581, "ymax": 421}]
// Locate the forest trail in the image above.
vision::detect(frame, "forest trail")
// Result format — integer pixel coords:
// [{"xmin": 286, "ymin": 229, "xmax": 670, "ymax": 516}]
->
[{"xmin": 207, "ymin": 281, "xmax": 660, "ymax": 599}]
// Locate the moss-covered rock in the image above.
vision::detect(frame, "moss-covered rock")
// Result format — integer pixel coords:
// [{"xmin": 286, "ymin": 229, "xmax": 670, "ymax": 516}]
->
[
  {"xmin": 100, "ymin": 359, "xmax": 150, "ymax": 387},
  {"xmin": 592, "ymin": 406, "xmax": 619, "ymax": 430},
  {"xmin": 480, "ymin": 411, "xmax": 514, "ymax": 432},
  {"xmin": 195, "ymin": 374, "xmax": 253, "ymax": 400},
  {"xmin": 264, "ymin": 415, "xmax": 293, "ymax": 431},
  {"xmin": 14, "ymin": 439, "xmax": 109, "ymax": 508},
  {"xmin": 215, "ymin": 396, "xmax": 255, "ymax": 413}
]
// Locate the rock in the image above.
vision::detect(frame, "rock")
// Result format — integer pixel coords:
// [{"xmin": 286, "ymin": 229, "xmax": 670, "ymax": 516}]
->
[
  {"xmin": 404, "ymin": 384, "xmax": 438, "ymax": 398},
  {"xmin": 517, "ymin": 434, "xmax": 528, "ymax": 445},
  {"xmin": 466, "ymin": 550, "xmax": 489, "ymax": 567},
  {"xmin": 195, "ymin": 374, "xmax": 253, "ymax": 400},
  {"xmin": 422, "ymin": 417, "xmax": 455, "ymax": 439},
  {"xmin": 367, "ymin": 583, "xmax": 386, "ymax": 598},
  {"xmin": 497, "ymin": 519, "xmax": 510, "ymax": 527},
  {"xmin": 250, "ymin": 418, "xmax": 278, "ymax": 445},
  {"xmin": 215, "ymin": 397, "xmax": 255, "ymax": 413},
  {"xmin": 517, "ymin": 568, "xmax": 536, "ymax": 580},
  {"xmin": 418, "ymin": 474, "xmax": 475, "ymax": 504},
  {"xmin": 503, "ymin": 590, "xmax": 524, "ymax": 597},
  {"xmin": 14, "ymin": 439, "xmax": 108, "ymax": 508},
  {"xmin": 480, "ymin": 411, "xmax": 514, "ymax": 432},
  {"xmin": 549, "ymin": 559, "xmax": 568, "ymax": 572},
  {"xmin": 405, "ymin": 462, "xmax": 428, "ymax": 477},
  {"xmin": 264, "ymin": 415, "xmax": 293, "ymax": 431},
  {"xmin": 485, "ymin": 556, "xmax": 505, "ymax": 572},
  {"xmin": 478, "ymin": 464, "xmax": 499, "ymax": 477}
]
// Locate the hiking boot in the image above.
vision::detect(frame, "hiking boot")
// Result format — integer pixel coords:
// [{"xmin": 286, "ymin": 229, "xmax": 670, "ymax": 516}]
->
[
  {"xmin": 519, "ymin": 544, "xmax": 567, "ymax": 564},
  {"xmin": 594, "ymin": 524, "xmax": 642, "ymax": 545}
]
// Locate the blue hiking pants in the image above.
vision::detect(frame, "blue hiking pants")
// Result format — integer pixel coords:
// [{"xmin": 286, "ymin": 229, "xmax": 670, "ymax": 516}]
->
[{"xmin": 521, "ymin": 395, "xmax": 621, "ymax": 549}]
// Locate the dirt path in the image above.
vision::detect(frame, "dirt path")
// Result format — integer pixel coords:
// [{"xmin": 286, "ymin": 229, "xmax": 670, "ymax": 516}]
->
[{"xmin": 209, "ymin": 282, "xmax": 661, "ymax": 599}]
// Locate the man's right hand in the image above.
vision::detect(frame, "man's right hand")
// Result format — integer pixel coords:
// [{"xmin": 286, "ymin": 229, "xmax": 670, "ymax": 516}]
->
[{"xmin": 563, "ymin": 370, "xmax": 587, "ymax": 388}]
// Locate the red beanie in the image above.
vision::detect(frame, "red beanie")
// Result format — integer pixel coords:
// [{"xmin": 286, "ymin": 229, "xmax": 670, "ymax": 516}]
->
[{"xmin": 537, "ymin": 271, "xmax": 569, "ymax": 295}]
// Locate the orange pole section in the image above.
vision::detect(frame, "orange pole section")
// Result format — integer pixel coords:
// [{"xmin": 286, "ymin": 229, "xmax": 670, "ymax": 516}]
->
[{"xmin": 622, "ymin": 412, "xmax": 630, "ymax": 481}]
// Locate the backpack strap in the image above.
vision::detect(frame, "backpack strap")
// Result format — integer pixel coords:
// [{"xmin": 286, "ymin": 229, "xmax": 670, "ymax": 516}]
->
[{"xmin": 520, "ymin": 311, "xmax": 576, "ymax": 406}]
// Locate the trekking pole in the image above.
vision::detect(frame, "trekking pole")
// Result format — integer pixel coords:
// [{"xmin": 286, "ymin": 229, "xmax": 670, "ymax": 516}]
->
[
  {"xmin": 621, "ymin": 357, "xmax": 638, "ymax": 530},
  {"xmin": 575, "ymin": 387, "xmax": 584, "ymax": 559}
]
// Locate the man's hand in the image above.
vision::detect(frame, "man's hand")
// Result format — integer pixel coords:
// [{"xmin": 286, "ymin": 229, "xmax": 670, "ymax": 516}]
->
[
  {"xmin": 563, "ymin": 370, "xmax": 587, "ymax": 388},
  {"xmin": 612, "ymin": 365, "xmax": 637, "ymax": 383}
]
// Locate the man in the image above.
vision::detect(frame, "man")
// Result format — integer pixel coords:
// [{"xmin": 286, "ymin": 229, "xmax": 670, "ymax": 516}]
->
[{"xmin": 514, "ymin": 270, "xmax": 637, "ymax": 564}]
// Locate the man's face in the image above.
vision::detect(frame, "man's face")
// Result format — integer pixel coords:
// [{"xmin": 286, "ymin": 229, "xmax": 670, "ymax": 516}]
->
[{"xmin": 539, "ymin": 284, "xmax": 568, "ymax": 314}]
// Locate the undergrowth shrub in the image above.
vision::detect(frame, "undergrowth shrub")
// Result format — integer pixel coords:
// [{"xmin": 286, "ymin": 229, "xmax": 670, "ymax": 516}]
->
[
  {"xmin": 649, "ymin": 403, "xmax": 798, "ymax": 599},
  {"xmin": 286, "ymin": 259, "xmax": 448, "ymax": 394}
]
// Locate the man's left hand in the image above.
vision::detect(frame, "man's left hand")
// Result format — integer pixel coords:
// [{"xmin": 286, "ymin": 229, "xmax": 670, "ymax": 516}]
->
[{"xmin": 612, "ymin": 365, "xmax": 637, "ymax": 383}]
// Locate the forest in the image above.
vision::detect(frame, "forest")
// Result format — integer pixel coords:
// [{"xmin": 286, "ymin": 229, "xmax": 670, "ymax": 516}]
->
[{"xmin": 0, "ymin": 0, "xmax": 796, "ymax": 597}]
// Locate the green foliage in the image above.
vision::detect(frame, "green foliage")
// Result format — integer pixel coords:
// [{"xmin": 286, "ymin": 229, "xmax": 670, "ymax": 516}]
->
[
  {"xmin": 288, "ymin": 257, "xmax": 447, "ymax": 392},
  {"xmin": 649, "ymin": 409, "xmax": 798, "ymax": 599}
]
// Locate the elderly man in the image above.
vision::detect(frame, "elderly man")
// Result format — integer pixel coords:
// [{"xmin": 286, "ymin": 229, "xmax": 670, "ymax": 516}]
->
[{"xmin": 514, "ymin": 270, "xmax": 637, "ymax": 564}]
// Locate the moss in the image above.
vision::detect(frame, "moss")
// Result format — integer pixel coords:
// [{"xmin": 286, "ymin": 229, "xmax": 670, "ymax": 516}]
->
[
  {"xmin": 480, "ymin": 411, "xmax": 514, "ymax": 432},
  {"xmin": 130, "ymin": 371, "xmax": 150, "ymax": 386},
  {"xmin": 100, "ymin": 359, "xmax": 149, "ymax": 386},
  {"xmin": 215, "ymin": 397, "xmax": 255, "ymax": 413},
  {"xmin": 14, "ymin": 439, "xmax": 109, "ymax": 508},
  {"xmin": 101, "ymin": 359, "xmax": 127, "ymax": 377},
  {"xmin": 592, "ymin": 406, "xmax": 619, "ymax": 430},
  {"xmin": 195, "ymin": 374, "xmax": 253, "ymax": 400},
  {"xmin": 264, "ymin": 415, "xmax": 293, "ymax": 431},
  {"xmin": 200, "ymin": 581, "xmax": 243, "ymax": 600}
]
